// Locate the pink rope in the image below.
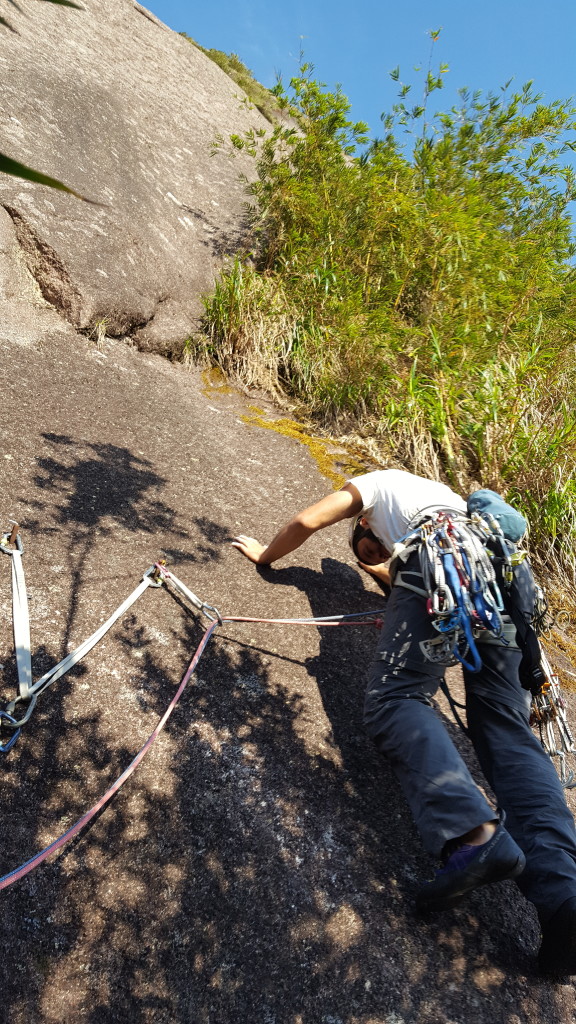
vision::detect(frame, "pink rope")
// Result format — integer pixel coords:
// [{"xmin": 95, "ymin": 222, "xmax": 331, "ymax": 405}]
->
[
  {"xmin": 0, "ymin": 586, "xmax": 383, "ymax": 892},
  {"xmin": 0, "ymin": 621, "xmax": 219, "ymax": 892},
  {"xmin": 223, "ymin": 616, "xmax": 383, "ymax": 627}
]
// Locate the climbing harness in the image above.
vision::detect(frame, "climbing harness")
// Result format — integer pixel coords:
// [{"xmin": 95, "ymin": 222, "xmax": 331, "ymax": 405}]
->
[
  {"xmin": 390, "ymin": 506, "xmax": 576, "ymax": 787},
  {"xmin": 0, "ymin": 524, "xmax": 384, "ymax": 891},
  {"xmin": 390, "ymin": 507, "xmax": 516, "ymax": 673}
]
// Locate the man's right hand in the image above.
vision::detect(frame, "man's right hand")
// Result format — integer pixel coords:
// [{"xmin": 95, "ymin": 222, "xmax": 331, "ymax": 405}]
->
[
  {"xmin": 231, "ymin": 535, "xmax": 269, "ymax": 564},
  {"xmin": 231, "ymin": 484, "xmax": 363, "ymax": 567}
]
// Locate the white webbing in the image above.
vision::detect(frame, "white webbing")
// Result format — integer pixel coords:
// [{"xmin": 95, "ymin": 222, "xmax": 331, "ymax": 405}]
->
[
  {"xmin": 2, "ymin": 530, "xmax": 158, "ymax": 709},
  {"xmin": 29, "ymin": 574, "xmax": 155, "ymax": 699},
  {"xmin": 11, "ymin": 550, "xmax": 32, "ymax": 700}
]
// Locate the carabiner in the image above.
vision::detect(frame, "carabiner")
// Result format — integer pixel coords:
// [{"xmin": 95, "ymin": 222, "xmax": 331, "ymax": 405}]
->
[
  {"xmin": 4, "ymin": 692, "xmax": 37, "ymax": 728},
  {"xmin": 1, "ymin": 522, "xmax": 23, "ymax": 555},
  {"xmin": 0, "ymin": 711, "xmax": 21, "ymax": 753},
  {"xmin": 431, "ymin": 586, "xmax": 454, "ymax": 616},
  {"xmin": 144, "ymin": 565, "xmax": 165, "ymax": 588},
  {"xmin": 201, "ymin": 603, "xmax": 223, "ymax": 626}
]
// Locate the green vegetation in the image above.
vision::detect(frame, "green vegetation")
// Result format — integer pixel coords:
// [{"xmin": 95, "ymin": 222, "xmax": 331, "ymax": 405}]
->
[
  {"xmin": 196, "ymin": 51, "xmax": 576, "ymax": 585},
  {"xmin": 0, "ymin": 150, "xmax": 99, "ymax": 202},
  {"xmin": 180, "ymin": 34, "xmax": 281, "ymax": 123}
]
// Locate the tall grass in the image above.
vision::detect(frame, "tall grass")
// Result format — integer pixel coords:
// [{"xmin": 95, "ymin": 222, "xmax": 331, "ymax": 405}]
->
[
  {"xmin": 180, "ymin": 35, "xmax": 281, "ymax": 123},
  {"xmin": 198, "ymin": 59, "xmax": 576, "ymax": 585}
]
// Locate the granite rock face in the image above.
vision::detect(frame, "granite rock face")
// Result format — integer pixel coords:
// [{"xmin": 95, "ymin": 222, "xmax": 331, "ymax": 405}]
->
[{"xmin": 0, "ymin": 0, "xmax": 269, "ymax": 354}]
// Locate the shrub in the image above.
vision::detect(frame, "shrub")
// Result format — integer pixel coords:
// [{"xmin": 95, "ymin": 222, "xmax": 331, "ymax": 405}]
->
[{"xmin": 200, "ymin": 56, "xmax": 576, "ymax": 583}]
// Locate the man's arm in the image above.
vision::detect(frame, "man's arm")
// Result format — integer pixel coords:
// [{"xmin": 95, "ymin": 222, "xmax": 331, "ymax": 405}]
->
[{"xmin": 232, "ymin": 483, "xmax": 363, "ymax": 565}]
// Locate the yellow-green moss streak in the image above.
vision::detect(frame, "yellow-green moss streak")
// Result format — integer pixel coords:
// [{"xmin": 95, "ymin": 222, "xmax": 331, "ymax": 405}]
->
[
  {"xmin": 201, "ymin": 366, "xmax": 237, "ymax": 397},
  {"xmin": 242, "ymin": 408, "xmax": 368, "ymax": 488}
]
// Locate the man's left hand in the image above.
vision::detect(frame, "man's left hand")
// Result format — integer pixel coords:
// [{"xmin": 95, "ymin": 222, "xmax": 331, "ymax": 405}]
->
[{"xmin": 357, "ymin": 560, "xmax": 391, "ymax": 586}]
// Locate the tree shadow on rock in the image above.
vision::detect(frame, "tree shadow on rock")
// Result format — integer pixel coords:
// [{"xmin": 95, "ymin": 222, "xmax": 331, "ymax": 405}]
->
[
  {"xmin": 0, "ymin": 519, "xmax": 567, "ymax": 1024},
  {"xmin": 255, "ymin": 556, "xmax": 425, "ymax": 881},
  {"xmin": 24, "ymin": 432, "xmax": 189, "ymax": 656},
  {"xmin": 0, "ymin": 432, "xmax": 191, "ymax": 1022},
  {"xmin": 31, "ymin": 433, "xmax": 181, "ymax": 533}
]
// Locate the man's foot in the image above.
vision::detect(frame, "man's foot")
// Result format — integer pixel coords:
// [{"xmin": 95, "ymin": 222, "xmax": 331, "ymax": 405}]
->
[
  {"xmin": 416, "ymin": 817, "xmax": 526, "ymax": 913},
  {"xmin": 539, "ymin": 898, "xmax": 576, "ymax": 977}
]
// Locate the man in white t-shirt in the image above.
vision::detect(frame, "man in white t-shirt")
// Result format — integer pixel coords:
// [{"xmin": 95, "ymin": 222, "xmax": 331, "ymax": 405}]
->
[
  {"xmin": 234, "ymin": 469, "xmax": 467, "ymax": 578},
  {"xmin": 233, "ymin": 469, "xmax": 576, "ymax": 976}
]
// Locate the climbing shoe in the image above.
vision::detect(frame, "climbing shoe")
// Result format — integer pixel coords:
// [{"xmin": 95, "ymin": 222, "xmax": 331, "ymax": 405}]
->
[
  {"xmin": 416, "ymin": 818, "xmax": 526, "ymax": 913},
  {"xmin": 539, "ymin": 897, "xmax": 576, "ymax": 977}
]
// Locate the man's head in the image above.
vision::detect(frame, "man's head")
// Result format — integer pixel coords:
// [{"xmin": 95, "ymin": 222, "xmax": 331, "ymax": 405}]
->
[{"xmin": 349, "ymin": 515, "xmax": 389, "ymax": 565}]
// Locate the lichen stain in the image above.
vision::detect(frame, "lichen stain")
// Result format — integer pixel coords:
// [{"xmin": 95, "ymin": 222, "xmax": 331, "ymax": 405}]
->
[
  {"xmin": 241, "ymin": 409, "xmax": 369, "ymax": 488},
  {"xmin": 201, "ymin": 365, "xmax": 236, "ymax": 396}
]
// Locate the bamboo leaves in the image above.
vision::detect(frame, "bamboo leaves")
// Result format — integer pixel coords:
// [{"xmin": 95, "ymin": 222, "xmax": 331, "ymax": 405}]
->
[
  {"xmin": 201, "ymin": 59, "xmax": 576, "ymax": 580},
  {"xmin": 0, "ymin": 152, "xmax": 101, "ymax": 203}
]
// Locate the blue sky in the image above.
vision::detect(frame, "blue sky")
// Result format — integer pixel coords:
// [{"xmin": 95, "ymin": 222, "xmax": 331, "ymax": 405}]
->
[{"xmin": 146, "ymin": 0, "xmax": 576, "ymax": 143}]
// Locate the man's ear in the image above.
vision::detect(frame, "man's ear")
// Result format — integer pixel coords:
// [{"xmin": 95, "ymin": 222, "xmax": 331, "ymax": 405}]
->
[{"xmin": 359, "ymin": 516, "xmax": 370, "ymax": 527}]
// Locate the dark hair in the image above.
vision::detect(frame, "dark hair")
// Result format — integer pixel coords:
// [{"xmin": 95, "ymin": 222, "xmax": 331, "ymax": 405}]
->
[{"xmin": 351, "ymin": 518, "xmax": 381, "ymax": 559}]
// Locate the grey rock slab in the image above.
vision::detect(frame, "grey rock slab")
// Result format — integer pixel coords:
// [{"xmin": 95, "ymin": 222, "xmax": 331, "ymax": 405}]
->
[
  {"xmin": 1, "ymin": 328, "xmax": 575, "ymax": 1023},
  {"xmin": 0, "ymin": 0, "xmax": 269, "ymax": 352}
]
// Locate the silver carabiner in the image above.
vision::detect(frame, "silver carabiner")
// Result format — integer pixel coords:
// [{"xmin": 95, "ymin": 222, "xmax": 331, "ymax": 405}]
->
[
  {"xmin": 1, "ymin": 521, "xmax": 23, "ymax": 555},
  {"xmin": 5, "ymin": 692, "xmax": 38, "ymax": 728},
  {"xmin": 201, "ymin": 603, "xmax": 223, "ymax": 626},
  {"xmin": 432, "ymin": 586, "xmax": 454, "ymax": 616}
]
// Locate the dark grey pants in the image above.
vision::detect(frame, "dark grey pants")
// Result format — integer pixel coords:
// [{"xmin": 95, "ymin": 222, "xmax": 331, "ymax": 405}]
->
[{"xmin": 363, "ymin": 552, "xmax": 576, "ymax": 921}]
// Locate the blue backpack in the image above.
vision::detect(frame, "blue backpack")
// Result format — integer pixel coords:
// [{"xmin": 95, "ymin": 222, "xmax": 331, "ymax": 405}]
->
[{"xmin": 467, "ymin": 489, "xmax": 527, "ymax": 543}]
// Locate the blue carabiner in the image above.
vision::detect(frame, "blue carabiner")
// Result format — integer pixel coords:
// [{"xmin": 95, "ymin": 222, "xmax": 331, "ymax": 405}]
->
[
  {"xmin": 452, "ymin": 613, "xmax": 483, "ymax": 673},
  {"xmin": 0, "ymin": 710, "xmax": 21, "ymax": 753},
  {"xmin": 442, "ymin": 552, "xmax": 483, "ymax": 672}
]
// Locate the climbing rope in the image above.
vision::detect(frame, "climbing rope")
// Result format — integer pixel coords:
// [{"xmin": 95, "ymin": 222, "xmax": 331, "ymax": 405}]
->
[
  {"xmin": 0, "ymin": 618, "xmax": 220, "ymax": 892},
  {"xmin": 1, "ymin": 524, "xmax": 574, "ymax": 893},
  {"xmin": 0, "ymin": 528, "xmax": 384, "ymax": 891}
]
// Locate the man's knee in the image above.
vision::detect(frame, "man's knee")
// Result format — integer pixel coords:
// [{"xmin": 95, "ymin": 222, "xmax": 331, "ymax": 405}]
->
[{"xmin": 363, "ymin": 686, "xmax": 435, "ymax": 743}]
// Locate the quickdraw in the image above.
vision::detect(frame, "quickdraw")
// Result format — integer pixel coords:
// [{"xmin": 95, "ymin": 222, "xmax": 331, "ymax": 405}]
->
[
  {"xmin": 0, "ymin": 525, "xmax": 385, "ymax": 891},
  {"xmin": 392, "ymin": 508, "xmax": 510, "ymax": 673}
]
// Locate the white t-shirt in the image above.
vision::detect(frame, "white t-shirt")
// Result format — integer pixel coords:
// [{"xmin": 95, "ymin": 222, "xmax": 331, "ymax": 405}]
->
[{"xmin": 349, "ymin": 469, "xmax": 466, "ymax": 555}]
